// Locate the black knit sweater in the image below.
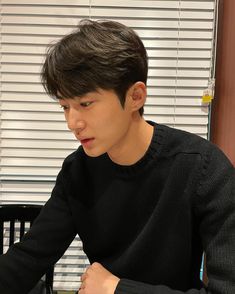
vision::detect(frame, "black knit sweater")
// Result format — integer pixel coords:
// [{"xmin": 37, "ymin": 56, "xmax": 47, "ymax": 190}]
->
[{"xmin": 0, "ymin": 122, "xmax": 234, "ymax": 294}]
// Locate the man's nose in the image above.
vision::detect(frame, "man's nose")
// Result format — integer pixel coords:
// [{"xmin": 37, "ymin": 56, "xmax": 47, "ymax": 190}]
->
[{"xmin": 66, "ymin": 108, "xmax": 85, "ymax": 132}]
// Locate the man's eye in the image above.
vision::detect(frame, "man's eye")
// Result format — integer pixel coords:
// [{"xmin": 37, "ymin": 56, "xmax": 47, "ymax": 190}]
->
[
  {"xmin": 60, "ymin": 105, "xmax": 69, "ymax": 111},
  {"xmin": 80, "ymin": 101, "xmax": 93, "ymax": 107}
]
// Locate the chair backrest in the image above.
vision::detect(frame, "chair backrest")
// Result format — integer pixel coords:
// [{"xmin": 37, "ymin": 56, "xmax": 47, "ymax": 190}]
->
[
  {"xmin": 203, "ymin": 254, "xmax": 208, "ymax": 286},
  {"xmin": 0, "ymin": 204, "xmax": 54, "ymax": 293}
]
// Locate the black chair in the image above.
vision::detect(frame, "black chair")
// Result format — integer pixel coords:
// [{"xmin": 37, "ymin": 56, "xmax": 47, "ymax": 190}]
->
[{"xmin": 0, "ymin": 204, "xmax": 54, "ymax": 294}]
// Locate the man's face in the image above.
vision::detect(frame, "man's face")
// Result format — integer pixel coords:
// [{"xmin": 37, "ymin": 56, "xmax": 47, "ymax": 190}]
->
[{"xmin": 59, "ymin": 88, "xmax": 135, "ymax": 160}]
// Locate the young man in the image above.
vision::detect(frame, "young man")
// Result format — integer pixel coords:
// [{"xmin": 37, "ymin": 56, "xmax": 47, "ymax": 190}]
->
[{"xmin": 0, "ymin": 19, "xmax": 234, "ymax": 294}]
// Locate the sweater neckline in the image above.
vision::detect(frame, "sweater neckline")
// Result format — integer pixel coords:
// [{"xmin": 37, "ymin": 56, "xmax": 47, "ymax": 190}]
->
[{"xmin": 104, "ymin": 121, "xmax": 168, "ymax": 177}]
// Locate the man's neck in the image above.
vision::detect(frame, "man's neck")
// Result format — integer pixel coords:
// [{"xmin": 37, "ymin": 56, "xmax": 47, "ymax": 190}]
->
[{"xmin": 108, "ymin": 118, "xmax": 154, "ymax": 166}]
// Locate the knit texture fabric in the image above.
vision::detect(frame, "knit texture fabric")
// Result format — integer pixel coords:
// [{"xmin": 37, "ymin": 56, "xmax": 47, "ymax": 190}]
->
[{"xmin": 0, "ymin": 122, "xmax": 234, "ymax": 294}]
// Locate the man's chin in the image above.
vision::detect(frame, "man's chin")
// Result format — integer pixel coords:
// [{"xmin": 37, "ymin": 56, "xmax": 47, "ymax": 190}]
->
[{"xmin": 82, "ymin": 147, "xmax": 105, "ymax": 158}]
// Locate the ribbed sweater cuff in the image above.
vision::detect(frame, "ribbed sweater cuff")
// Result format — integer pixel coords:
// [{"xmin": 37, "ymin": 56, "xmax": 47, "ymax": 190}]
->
[{"xmin": 114, "ymin": 279, "xmax": 153, "ymax": 294}]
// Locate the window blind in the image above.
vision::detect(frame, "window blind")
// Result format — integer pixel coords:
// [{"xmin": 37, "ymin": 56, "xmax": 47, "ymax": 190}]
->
[{"xmin": 0, "ymin": 0, "xmax": 217, "ymax": 291}]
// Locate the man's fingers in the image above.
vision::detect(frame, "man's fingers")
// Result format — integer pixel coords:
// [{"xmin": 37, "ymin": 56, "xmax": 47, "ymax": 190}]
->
[
  {"xmin": 85, "ymin": 265, "xmax": 92, "ymax": 273},
  {"xmin": 81, "ymin": 274, "xmax": 84, "ymax": 282},
  {"xmin": 91, "ymin": 262, "xmax": 101, "ymax": 269},
  {"xmin": 80, "ymin": 282, "xmax": 86, "ymax": 289},
  {"xmin": 78, "ymin": 288, "xmax": 85, "ymax": 294},
  {"xmin": 81, "ymin": 272, "xmax": 87, "ymax": 282}
]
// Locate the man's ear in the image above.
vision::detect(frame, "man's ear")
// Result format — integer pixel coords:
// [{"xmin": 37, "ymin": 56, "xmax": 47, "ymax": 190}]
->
[{"xmin": 127, "ymin": 82, "xmax": 147, "ymax": 112}]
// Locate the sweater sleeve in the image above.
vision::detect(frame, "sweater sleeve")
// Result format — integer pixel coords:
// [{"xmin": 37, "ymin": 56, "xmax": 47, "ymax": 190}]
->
[
  {"xmin": 115, "ymin": 144, "xmax": 235, "ymax": 294},
  {"xmin": 115, "ymin": 279, "xmax": 207, "ymax": 294},
  {"xmin": 0, "ymin": 168, "xmax": 77, "ymax": 294}
]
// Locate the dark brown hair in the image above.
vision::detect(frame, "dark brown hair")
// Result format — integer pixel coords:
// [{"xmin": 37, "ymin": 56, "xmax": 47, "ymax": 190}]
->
[{"xmin": 41, "ymin": 19, "xmax": 148, "ymax": 116}]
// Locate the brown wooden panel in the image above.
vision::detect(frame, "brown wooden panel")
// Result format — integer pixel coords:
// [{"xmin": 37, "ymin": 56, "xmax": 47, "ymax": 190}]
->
[{"xmin": 211, "ymin": 0, "xmax": 235, "ymax": 166}]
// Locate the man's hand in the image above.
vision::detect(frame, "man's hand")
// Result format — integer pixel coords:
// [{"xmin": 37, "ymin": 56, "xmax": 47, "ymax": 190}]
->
[{"xmin": 79, "ymin": 262, "xmax": 120, "ymax": 294}]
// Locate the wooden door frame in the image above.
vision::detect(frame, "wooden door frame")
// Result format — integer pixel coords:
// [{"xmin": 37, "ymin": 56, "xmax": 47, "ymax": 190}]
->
[{"xmin": 210, "ymin": 0, "xmax": 235, "ymax": 166}]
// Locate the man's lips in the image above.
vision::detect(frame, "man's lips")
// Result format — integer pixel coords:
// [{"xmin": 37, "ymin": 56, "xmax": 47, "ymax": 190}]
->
[
  {"xmin": 80, "ymin": 138, "xmax": 93, "ymax": 144},
  {"xmin": 79, "ymin": 138, "xmax": 95, "ymax": 146}
]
